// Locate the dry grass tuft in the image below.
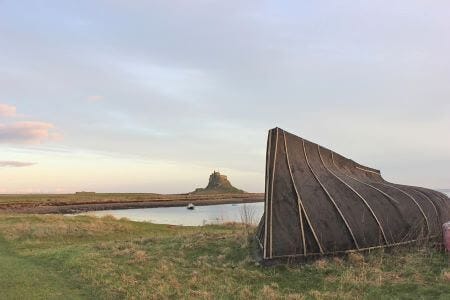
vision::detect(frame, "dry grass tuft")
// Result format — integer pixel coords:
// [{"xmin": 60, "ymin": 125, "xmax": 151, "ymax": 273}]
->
[
  {"xmin": 309, "ymin": 290, "xmax": 354, "ymax": 299},
  {"xmin": 332, "ymin": 256, "xmax": 343, "ymax": 266},
  {"xmin": 286, "ymin": 293, "xmax": 305, "ymax": 300},
  {"xmin": 314, "ymin": 258, "xmax": 328, "ymax": 269},
  {"xmin": 100, "ymin": 214, "xmax": 117, "ymax": 221},
  {"xmin": 325, "ymin": 275, "xmax": 338, "ymax": 283},
  {"xmin": 120, "ymin": 273, "xmax": 137, "ymax": 287},
  {"xmin": 348, "ymin": 252, "xmax": 365, "ymax": 266},
  {"xmin": 133, "ymin": 250, "xmax": 148, "ymax": 263},
  {"xmin": 260, "ymin": 284, "xmax": 279, "ymax": 299},
  {"xmin": 239, "ymin": 287, "xmax": 253, "ymax": 299},
  {"xmin": 442, "ymin": 272, "xmax": 450, "ymax": 282},
  {"xmin": 188, "ymin": 289, "xmax": 213, "ymax": 300}
]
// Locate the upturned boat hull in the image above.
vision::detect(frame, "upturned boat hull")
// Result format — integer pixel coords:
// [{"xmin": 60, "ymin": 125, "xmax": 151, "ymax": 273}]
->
[{"xmin": 256, "ymin": 128, "xmax": 450, "ymax": 260}]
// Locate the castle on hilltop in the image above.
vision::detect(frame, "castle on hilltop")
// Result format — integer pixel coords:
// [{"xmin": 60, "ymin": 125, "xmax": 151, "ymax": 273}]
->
[{"xmin": 192, "ymin": 170, "xmax": 245, "ymax": 194}]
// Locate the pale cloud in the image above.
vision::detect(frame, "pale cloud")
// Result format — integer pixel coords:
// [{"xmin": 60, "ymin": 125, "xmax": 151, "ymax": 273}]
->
[
  {"xmin": 0, "ymin": 103, "xmax": 17, "ymax": 117},
  {"xmin": 0, "ymin": 104, "xmax": 61, "ymax": 144},
  {"xmin": 0, "ymin": 161, "xmax": 36, "ymax": 167},
  {"xmin": 0, "ymin": 121, "xmax": 60, "ymax": 144},
  {"xmin": 87, "ymin": 95, "xmax": 104, "ymax": 102}
]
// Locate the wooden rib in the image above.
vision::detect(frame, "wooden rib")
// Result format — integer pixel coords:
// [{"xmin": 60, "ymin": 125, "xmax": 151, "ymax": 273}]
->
[
  {"xmin": 331, "ymin": 153, "xmax": 400, "ymax": 206},
  {"xmin": 263, "ymin": 129, "xmax": 272, "ymax": 259},
  {"xmin": 302, "ymin": 139, "xmax": 360, "ymax": 250},
  {"xmin": 430, "ymin": 189, "xmax": 450, "ymax": 201},
  {"xmin": 283, "ymin": 131, "xmax": 306, "ymax": 255},
  {"xmin": 269, "ymin": 128, "xmax": 279, "ymax": 258},
  {"xmin": 318, "ymin": 146, "xmax": 389, "ymax": 245},
  {"xmin": 257, "ymin": 236, "xmax": 264, "ymax": 251},
  {"xmin": 356, "ymin": 166, "xmax": 381, "ymax": 175},
  {"xmin": 412, "ymin": 188, "xmax": 441, "ymax": 226},
  {"xmin": 411, "ymin": 187, "xmax": 444, "ymax": 239},
  {"xmin": 379, "ymin": 183, "xmax": 430, "ymax": 237}
]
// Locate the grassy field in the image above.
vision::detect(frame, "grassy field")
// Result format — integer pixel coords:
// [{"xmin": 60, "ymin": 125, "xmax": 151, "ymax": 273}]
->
[
  {"xmin": 1, "ymin": 214, "xmax": 450, "ymax": 299},
  {"xmin": 0, "ymin": 193, "xmax": 262, "ymax": 207}
]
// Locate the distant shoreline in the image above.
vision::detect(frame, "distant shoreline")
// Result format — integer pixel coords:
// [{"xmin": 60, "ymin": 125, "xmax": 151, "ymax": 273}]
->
[{"xmin": 0, "ymin": 193, "xmax": 264, "ymax": 214}]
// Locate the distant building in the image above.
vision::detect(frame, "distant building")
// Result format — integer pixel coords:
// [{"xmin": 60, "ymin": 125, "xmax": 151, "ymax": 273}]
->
[
  {"xmin": 75, "ymin": 191, "xmax": 96, "ymax": 196},
  {"xmin": 191, "ymin": 171, "xmax": 245, "ymax": 194}
]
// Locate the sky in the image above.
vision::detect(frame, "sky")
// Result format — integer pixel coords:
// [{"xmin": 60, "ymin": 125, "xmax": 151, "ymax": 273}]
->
[{"xmin": 1, "ymin": 0, "xmax": 449, "ymax": 194}]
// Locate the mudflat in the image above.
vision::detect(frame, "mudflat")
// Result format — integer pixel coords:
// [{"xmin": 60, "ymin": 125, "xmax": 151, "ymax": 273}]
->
[{"xmin": 0, "ymin": 193, "xmax": 264, "ymax": 214}]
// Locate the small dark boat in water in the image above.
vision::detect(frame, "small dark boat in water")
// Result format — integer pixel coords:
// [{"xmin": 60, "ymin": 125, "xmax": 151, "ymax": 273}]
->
[
  {"xmin": 256, "ymin": 128, "xmax": 450, "ymax": 261},
  {"xmin": 187, "ymin": 203, "xmax": 195, "ymax": 210}
]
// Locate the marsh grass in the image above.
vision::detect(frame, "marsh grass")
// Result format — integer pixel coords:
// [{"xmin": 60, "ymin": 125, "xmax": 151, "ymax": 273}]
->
[{"xmin": 1, "ymin": 214, "xmax": 450, "ymax": 299}]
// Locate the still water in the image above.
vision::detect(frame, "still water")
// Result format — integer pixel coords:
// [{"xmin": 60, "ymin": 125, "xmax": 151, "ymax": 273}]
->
[{"xmin": 83, "ymin": 202, "xmax": 265, "ymax": 226}]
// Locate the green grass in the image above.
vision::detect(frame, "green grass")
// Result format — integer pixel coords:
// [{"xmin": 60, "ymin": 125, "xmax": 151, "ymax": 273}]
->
[
  {"xmin": 0, "ymin": 239, "xmax": 89, "ymax": 300},
  {"xmin": 1, "ymin": 214, "xmax": 450, "ymax": 299}
]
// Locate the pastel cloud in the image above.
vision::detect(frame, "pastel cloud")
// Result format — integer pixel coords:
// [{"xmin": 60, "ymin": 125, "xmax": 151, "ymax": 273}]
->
[
  {"xmin": 0, "ymin": 161, "xmax": 36, "ymax": 167},
  {"xmin": 87, "ymin": 95, "xmax": 104, "ymax": 102},
  {"xmin": 0, "ymin": 104, "xmax": 17, "ymax": 117},
  {"xmin": 0, "ymin": 121, "xmax": 60, "ymax": 144}
]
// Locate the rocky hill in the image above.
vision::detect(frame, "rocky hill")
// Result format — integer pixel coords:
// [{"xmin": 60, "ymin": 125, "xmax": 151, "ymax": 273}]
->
[{"xmin": 192, "ymin": 171, "xmax": 245, "ymax": 194}]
